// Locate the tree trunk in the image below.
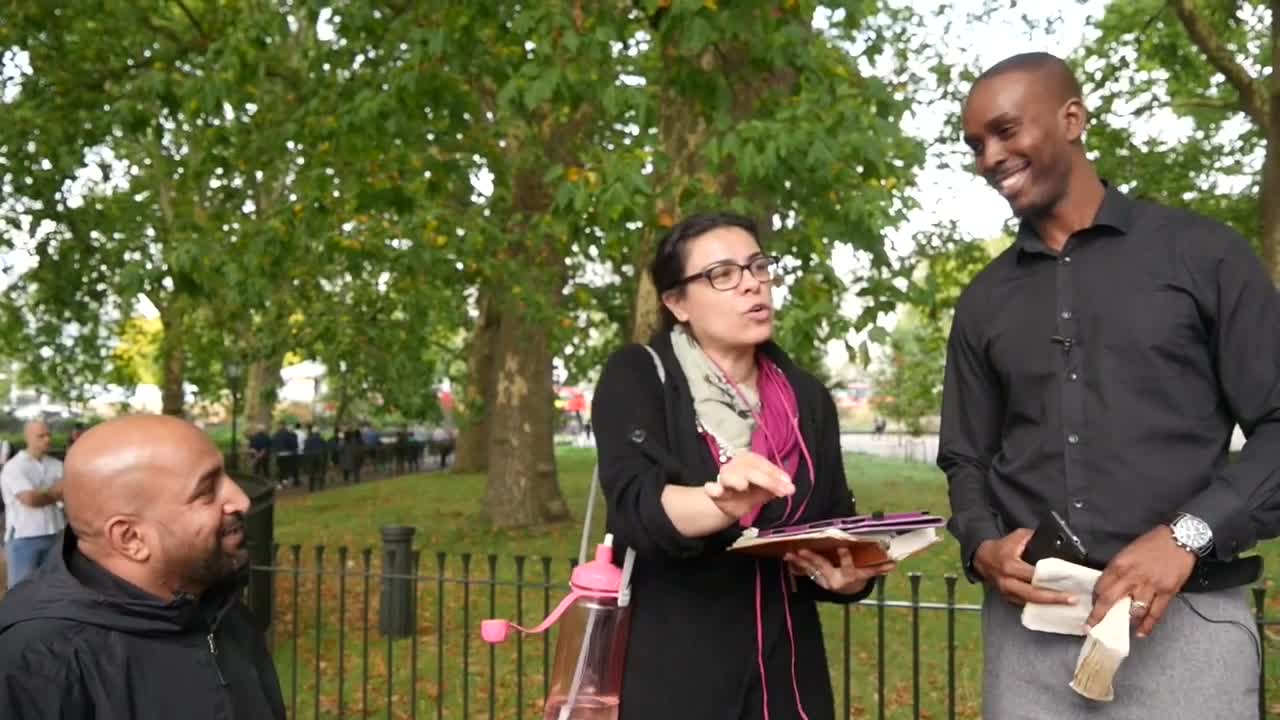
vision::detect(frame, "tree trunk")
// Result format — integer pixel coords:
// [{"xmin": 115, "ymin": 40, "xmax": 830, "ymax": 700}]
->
[
  {"xmin": 453, "ymin": 293, "xmax": 500, "ymax": 473},
  {"xmin": 484, "ymin": 299, "xmax": 570, "ymax": 527},
  {"xmin": 332, "ymin": 379, "xmax": 351, "ymax": 434},
  {"xmin": 1264, "ymin": 5, "xmax": 1280, "ymax": 284},
  {"xmin": 160, "ymin": 346, "xmax": 186, "ymax": 417},
  {"xmin": 630, "ymin": 258, "xmax": 663, "ymax": 343},
  {"xmin": 1264, "ymin": 133, "xmax": 1280, "ymax": 284},
  {"xmin": 158, "ymin": 305, "xmax": 186, "ymax": 417},
  {"xmin": 484, "ymin": 159, "xmax": 570, "ymax": 527},
  {"xmin": 243, "ymin": 355, "xmax": 283, "ymax": 432}
]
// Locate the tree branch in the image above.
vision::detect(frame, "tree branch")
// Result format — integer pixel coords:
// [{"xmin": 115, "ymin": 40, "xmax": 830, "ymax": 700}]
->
[
  {"xmin": 173, "ymin": 0, "xmax": 207, "ymax": 41},
  {"xmin": 1172, "ymin": 0, "xmax": 1270, "ymax": 131},
  {"xmin": 138, "ymin": 15, "xmax": 189, "ymax": 50},
  {"xmin": 1170, "ymin": 96, "xmax": 1238, "ymax": 112}
]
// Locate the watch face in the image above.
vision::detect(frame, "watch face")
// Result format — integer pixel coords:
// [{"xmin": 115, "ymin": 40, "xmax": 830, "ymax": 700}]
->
[{"xmin": 1175, "ymin": 515, "xmax": 1213, "ymax": 551}]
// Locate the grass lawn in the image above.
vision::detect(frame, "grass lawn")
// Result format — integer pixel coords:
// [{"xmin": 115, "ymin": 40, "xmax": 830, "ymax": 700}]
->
[{"xmin": 261, "ymin": 449, "xmax": 1279, "ymax": 719}]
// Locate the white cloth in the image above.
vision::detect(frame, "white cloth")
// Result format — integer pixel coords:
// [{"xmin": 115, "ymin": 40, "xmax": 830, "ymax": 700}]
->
[
  {"xmin": 1020, "ymin": 558, "xmax": 1134, "ymax": 702},
  {"xmin": 1020, "ymin": 558, "xmax": 1101, "ymax": 636},
  {"xmin": 0, "ymin": 450, "xmax": 65, "ymax": 541}
]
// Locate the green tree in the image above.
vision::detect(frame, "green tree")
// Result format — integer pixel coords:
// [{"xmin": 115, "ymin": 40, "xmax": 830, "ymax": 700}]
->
[
  {"xmin": 312, "ymin": 1, "xmax": 649, "ymax": 525},
  {"xmin": 1077, "ymin": 0, "xmax": 1278, "ymax": 278},
  {"xmin": 873, "ymin": 234, "xmax": 1007, "ymax": 432},
  {"xmin": 873, "ymin": 311, "xmax": 944, "ymax": 436},
  {"xmin": 621, "ymin": 1, "xmax": 941, "ymax": 377},
  {"xmin": 0, "ymin": 2, "xmax": 336, "ymax": 414}
]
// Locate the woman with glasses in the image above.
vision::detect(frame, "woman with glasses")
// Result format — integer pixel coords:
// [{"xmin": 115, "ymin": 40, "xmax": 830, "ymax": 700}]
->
[{"xmin": 591, "ymin": 212, "xmax": 894, "ymax": 720}]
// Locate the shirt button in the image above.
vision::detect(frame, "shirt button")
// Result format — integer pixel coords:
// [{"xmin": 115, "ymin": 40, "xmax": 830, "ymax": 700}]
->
[
  {"xmin": 629, "ymin": 428, "xmax": 646, "ymax": 444},
  {"xmin": 1067, "ymin": 433, "xmax": 1080, "ymax": 445},
  {"xmin": 1072, "ymin": 499, "xmax": 1086, "ymax": 509},
  {"xmin": 1063, "ymin": 256, "xmax": 1072, "ymax": 264},
  {"xmin": 1061, "ymin": 310, "xmax": 1072, "ymax": 319},
  {"xmin": 1068, "ymin": 372, "xmax": 1078, "ymax": 381}
]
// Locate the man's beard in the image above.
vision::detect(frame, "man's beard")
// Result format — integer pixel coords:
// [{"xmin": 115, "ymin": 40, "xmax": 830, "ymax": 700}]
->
[{"xmin": 173, "ymin": 513, "xmax": 249, "ymax": 591}]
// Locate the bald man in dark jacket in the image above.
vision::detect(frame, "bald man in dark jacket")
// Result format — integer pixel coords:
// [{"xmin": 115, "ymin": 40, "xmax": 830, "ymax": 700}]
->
[{"xmin": 0, "ymin": 415, "xmax": 285, "ymax": 719}]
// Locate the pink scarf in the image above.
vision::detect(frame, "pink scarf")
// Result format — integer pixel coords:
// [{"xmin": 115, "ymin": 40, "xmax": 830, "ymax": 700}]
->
[
  {"xmin": 698, "ymin": 353, "xmax": 819, "ymax": 720},
  {"xmin": 700, "ymin": 355, "xmax": 815, "ymax": 527}
]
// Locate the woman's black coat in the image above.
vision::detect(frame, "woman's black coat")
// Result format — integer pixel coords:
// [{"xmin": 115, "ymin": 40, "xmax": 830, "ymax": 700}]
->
[{"xmin": 591, "ymin": 329, "xmax": 873, "ymax": 720}]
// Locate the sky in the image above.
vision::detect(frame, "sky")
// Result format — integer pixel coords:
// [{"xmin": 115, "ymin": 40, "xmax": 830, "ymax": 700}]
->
[{"xmin": 3, "ymin": 1, "xmax": 1119, "ymax": 385}]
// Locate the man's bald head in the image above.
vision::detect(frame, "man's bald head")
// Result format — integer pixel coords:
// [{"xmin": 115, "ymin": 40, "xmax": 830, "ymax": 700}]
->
[
  {"xmin": 961, "ymin": 51, "xmax": 1093, "ymax": 219},
  {"xmin": 63, "ymin": 415, "xmax": 216, "ymax": 538},
  {"xmin": 971, "ymin": 52, "xmax": 1083, "ymax": 109},
  {"xmin": 22, "ymin": 420, "xmax": 51, "ymax": 459},
  {"xmin": 62, "ymin": 414, "xmax": 251, "ymax": 598}
]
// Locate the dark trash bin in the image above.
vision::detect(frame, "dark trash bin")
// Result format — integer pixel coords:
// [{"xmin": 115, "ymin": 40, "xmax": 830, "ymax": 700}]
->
[
  {"xmin": 234, "ymin": 472, "xmax": 275, "ymax": 632},
  {"xmin": 379, "ymin": 525, "xmax": 417, "ymax": 638}
]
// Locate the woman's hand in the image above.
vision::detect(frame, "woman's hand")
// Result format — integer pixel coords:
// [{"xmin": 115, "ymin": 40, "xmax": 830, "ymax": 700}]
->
[
  {"xmin": 703, "ymin": 451, "xmax": 794, "ymax": 520},
  {"xmin": 784, "ymin": 547, "xmax": 896, "ymax": 596}
]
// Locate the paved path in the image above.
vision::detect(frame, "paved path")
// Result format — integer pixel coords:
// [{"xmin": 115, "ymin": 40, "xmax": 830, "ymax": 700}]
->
[
  {"xmin": 840, "ymin": 427, "xmax": 1246, "ymax": 465},
  {"xmin": 840, "ymin": 432, "xmax": 939, "ymax": 464}
]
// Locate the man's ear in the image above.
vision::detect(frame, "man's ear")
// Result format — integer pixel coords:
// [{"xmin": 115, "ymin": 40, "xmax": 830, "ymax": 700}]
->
[
  {"xmin": 1062, "ymin": 97, "xmax": 1088, "ymax": 144},
  {"xmin": 105, "ymin": 516, "xmax": 151, "ymax": 563}
]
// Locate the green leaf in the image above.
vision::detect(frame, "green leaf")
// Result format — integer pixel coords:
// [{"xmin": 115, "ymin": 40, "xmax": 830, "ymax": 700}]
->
[
  {"xmin": 680, "ymin": 16, "xmax": 715, "ymax": 55},
  {"xmin": 524, "ymin": 68, "xmax": 561, "ymax": 110}
]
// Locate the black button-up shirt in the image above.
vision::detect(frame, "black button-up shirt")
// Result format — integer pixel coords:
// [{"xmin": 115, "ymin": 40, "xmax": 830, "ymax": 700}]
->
[{"xmin": 938, "ymin": 184, "xmax": 1280, "ymax": 573}]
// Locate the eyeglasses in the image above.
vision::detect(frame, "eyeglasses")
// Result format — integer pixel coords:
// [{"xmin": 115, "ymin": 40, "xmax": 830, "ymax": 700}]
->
[{"xmin": 674, "ymin": 256, "xmax": 777, "ymax": 291}]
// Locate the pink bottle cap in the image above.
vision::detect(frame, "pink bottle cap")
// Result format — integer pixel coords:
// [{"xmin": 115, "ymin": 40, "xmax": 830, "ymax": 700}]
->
[
  {"xmin": 480, "ymin": 619, "xmax": 510, "ymax": 643},
  {"xmin": 570, "ymin": 537, "xmax": 622, "ymax": 594}
]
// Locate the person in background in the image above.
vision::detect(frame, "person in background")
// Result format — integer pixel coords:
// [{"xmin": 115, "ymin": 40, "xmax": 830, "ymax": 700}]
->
[
  {"xmin": 340, "ymin": 428, "xmax": 363, "ymax": 484},
  {"xmin": 0, "ymin": 421, "xmax": 65, "ymax": 588},
  {"xmin": 0, "ymin": 435, "xmax": 10, "ymax": 545},
  {"xmin": 592, "ymin": 212, "xmax": 895, "ymax": 720},
  {"xmin": 271, "ymin": 422, "xmax": 298, "ymax": 489},
  {"xmin": 430, "ymin": 426, "xmax": 454, "ymax": 469},
  {"xmin": 395, "ymin": 426, "xmax": 412, "ymax": 474},
  {"xmin": 0, "ymin": 414, "xmax": 285, "ymax": 719},
  {"xmin": 939, "ymin": 52, "xmax": 1279, "ymax": 717},
  {"xmin": 302, "ymin": 425, "xmax": 327, "ymax": 492},
  {"xmin": 248, "ymin": 426, "xmax": 271, "ymax": 478}
]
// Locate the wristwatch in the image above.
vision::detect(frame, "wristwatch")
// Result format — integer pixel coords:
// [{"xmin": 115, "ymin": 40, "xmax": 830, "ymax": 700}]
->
[{"xmin": 1169, "ymin": 513, "xmax": 1214, "ymax": 557}]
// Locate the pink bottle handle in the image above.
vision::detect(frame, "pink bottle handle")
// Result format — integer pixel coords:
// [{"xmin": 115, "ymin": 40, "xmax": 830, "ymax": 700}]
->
[{"xmin": 482, "ymin": 589, "xmax": 594, "ymax": 644}]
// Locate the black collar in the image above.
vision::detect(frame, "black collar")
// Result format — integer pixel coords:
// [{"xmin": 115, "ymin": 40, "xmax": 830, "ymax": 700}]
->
[
  {"xmin": 63, "ymin": 530, "xmax": 246, "ymax": 632},
  {"xmin": 1015, "ymin": 181, "xmax": 1134, "ymax": 257}
]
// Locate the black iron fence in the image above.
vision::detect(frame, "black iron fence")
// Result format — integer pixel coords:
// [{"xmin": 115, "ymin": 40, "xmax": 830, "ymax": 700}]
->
[
  {"xmin": 248, "ymin": 538, "xmax": 1280, "ymax": 720},
  {"xmin": 226, "ymin": 441, "xmax": 449, "ymax": 491}
]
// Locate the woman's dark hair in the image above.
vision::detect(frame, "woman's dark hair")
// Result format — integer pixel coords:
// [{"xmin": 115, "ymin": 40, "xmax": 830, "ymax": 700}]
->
[{"xmin": 649, "ymin": 211, "xmax": 762, "ymax": 335}]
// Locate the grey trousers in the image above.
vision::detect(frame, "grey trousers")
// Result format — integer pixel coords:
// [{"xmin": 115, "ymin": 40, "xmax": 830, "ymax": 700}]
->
[{"xmin": 982, "ymin": 587, "xmax": 1259, "ymax": 719}]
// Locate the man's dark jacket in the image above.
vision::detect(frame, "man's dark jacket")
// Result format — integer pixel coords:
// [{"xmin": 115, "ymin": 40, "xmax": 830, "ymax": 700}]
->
[{"xmin": 0, "ymin": 531, "xmax": 285, "ymax": 719}]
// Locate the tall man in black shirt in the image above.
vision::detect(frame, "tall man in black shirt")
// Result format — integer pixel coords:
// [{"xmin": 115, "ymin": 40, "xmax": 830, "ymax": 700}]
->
[{"xmin": 939, "ymin": 52, "xmax": 1280, "ymax": 717}]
